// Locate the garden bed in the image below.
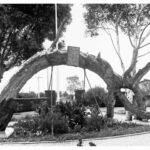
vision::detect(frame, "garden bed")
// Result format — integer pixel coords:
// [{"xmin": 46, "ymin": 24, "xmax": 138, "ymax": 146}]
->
[
  {"xmin": 1, "ymin": 103, "xmax": 150, "ymax": 143},
  {"xmin": 1, "ymin": 121, "xmax": 150, "ymax": 143}
]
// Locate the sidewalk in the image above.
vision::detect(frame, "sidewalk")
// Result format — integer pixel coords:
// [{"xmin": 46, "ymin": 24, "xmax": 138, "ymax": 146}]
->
[{"xmin": 114, "ymin": 113, "xmax": 150, "ymax": 126}]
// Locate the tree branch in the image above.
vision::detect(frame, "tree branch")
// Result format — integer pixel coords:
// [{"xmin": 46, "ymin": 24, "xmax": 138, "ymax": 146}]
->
[
  {"xmin": 102, "ymin": 24, "xmax": 118, "ymax": 53},
  {"xmin": 138, "ymin": 23, "xmax": 150, "ymax": 46},
  {"xmin": 48, "ymin": 17, "xmax": 68, "ymax": 51},
  {"xmin": 6, "ymin": 52, "xmax": 21, "ymax": 70},
  {"xmin": 126, "ymin": 17, "xmax": 136, "ymax": 48},
  {"xmin": 138, "ymin": 50, "xmax": 150, "ymax": 58},
  {"xmin": 139, "ymin": 42, "xmax": 150, "ymax": 50},
  {"xmin": 124, "ymin": 18, "xmax": 140, "ymax": 78},
  {"xmin": 1, "ymin": 30, "xmax": 13, "ymax": 59},
  {"xmin": 124, "ymin": 47, "xmax": 139, "ymax": 78},
  {"xmin": 132, "ymin": 62, "xmax": 150, "ymax": 87},
  {"xmin": 116, "ymin": 90, "xmax": 150, "ymax": 119},
  {"xmin": 101, "ymin": 24, "xmax": 125, "ymax": 72},
  {"xmin": 115, "ymin": 12, "xmax": 125, "ymax": 72},
  {"xmin": 91, "ymin": 26, "xmax": 116, "ymax": 32},
  {"xmin": 128, "ymin": 30, "xmax": 135, "ymax": 48}
]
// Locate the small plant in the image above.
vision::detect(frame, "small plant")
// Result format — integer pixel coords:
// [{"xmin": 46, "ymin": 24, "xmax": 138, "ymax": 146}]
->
[
  {"xmin": 85, "ymin": 107, "xmax": 106, "ymax": 131},
  {"xmin": 56, "ymin": 102, "xmax": 86, "ymax": 129}
]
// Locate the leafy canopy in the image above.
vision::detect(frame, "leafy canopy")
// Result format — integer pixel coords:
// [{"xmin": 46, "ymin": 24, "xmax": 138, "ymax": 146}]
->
[
  {"xmin": 66, "ymin": 75, "xmax": 83, "ymax": 94},
  {"xmin": 84, "ymin": 4, "xmax": 150, "ymax": 38},
  {"xmin": 0, "ymin": 4, "xmax": 72, "ymax": 71}
]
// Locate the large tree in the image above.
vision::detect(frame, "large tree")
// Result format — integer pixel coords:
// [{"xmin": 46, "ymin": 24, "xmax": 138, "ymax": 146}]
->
[
  {"xmin": 0, "ymin": 4, "xmax": 72, "ymax": 82},
  {"xmin": 2, "ymin": 4, "xmax": 150, "ymax": 130},
  {"xmin": 0, "ymin": 4, "xmax": 72, "ymax": 130},
  {"xmin": 84, "ymin": 4, "xmax": 150, "ymax": 118}
]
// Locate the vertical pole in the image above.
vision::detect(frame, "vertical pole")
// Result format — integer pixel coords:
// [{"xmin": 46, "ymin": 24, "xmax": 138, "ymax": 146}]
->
[
  {"xmin": 83, "ymin": 69, "xmax": 86, "ymax": 90},
  {"xmin": 37, "ymin": 77, "xmax": 40, "ymax": 98},
  {"xmin": 50, "ymin": 67, "xmax": 54, "ymax": 136},
  {"xmin": 47, "ymin": 68, "xmax": 49, "ymax": 90},
  {"xmin": 55, "ymin": 3, "xmax": 60, "ymax": 102},
  {"xmin": 37, "ymin": 76, "xmax": 42, "ymax": 98}
]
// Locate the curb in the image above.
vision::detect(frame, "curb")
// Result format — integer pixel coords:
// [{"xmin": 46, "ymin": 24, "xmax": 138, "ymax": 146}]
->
[{"xmin": 1, "ymin": 129, "xmax": 150, "ymax": 145}]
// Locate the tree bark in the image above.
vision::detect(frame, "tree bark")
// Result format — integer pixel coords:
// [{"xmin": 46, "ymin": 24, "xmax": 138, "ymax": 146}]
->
[
  {"xmin": 0, "ymin": 50, "xmax": 122, "ymax": 129},
  {"xmin": 0, "ymin": 50, "xmax": 122, "ymax": 101},
  {"xmin": 133, "ymin": 87, "xmax": 146, "ymax": 120},
  {"xmin": 115, "ymin": 90, "xmax": 150, "ymax": 119},
  {"xmin": 0, "ymin": 98, "xmax": 17, "ymax": 131},
  {"xmin": 0, "ymin": 66, "xmax": 4, "ymax": 83},
  {"xmin": 106, "ymin": 88, "xmax": 116, "ymax": 118},
  {"xmin": 0, "ymin": 49, "xmax": 150, "ymax": 129}
]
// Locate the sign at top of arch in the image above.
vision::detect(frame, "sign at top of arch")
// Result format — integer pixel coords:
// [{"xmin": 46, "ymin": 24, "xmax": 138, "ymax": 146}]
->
[{"xmin": 67, "ymin": 46, "xmax": 80, "ymax": 67}]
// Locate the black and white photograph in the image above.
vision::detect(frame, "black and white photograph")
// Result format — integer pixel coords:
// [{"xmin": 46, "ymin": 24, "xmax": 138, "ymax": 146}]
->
[{"xmin": 1, "ymin": 0, "xmax": 150, "ymax": 148}]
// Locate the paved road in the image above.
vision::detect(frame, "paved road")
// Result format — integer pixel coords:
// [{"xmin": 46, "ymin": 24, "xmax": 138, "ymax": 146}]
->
[{"xmin": 1, "ymin": 132, "xmax": 150, "ymax": 146}]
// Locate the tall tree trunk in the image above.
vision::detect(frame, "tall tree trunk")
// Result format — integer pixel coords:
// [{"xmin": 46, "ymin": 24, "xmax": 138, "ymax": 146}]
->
[
  {"xmin": 125, "ymin": 66, "xmax": 136, "ymax": 121},
  {"xmin": 133, "ymin": 87, "xmax": 146, "ymax": 120},
  {"xmin": 106, "ymin": 88, "xmax": 116, "ymax": 118},
  {"xmin": 0, "ymin": 98, "xmax": 17, "ymax": 131}
]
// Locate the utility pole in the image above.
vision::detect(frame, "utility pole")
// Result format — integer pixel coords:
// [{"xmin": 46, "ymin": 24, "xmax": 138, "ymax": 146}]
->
[{"xmin": 47, "ymin": 67, "xmax": 49, "ymax": 90}]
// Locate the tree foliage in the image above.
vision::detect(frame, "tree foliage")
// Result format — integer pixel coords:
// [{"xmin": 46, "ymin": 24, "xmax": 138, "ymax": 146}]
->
[
  {"xmin": 84, "ymin": 86, "xmax": 109, "ymax": 107},
  {"xmin": 83, "ymin": 4, "xmax": 150, "ymax": 119},
  {"xmin": 84, "ymin": 4, "xmax": 150, "ymax": 38},
  {"xmin": 0, "ymin": 4, "xmax": 72, "ymax": 81},
  {"xmin": 66, "ymin": 75, "xmax": 83, "ymax": 94},
  {"xmin": 84, "ymin": 4, "xmax": 150, "ymax": 76}
]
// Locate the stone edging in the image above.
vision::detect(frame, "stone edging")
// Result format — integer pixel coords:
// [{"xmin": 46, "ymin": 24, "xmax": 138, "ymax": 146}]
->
[{"xmin": 1, "ymin": 129, "xmax": 150, "ymax": 145}]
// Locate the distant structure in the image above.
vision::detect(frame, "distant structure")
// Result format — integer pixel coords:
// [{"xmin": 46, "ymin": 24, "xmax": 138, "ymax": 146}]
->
[{"xmin": 139, "ymin": 79, "xmax": 150, "ymax": 106}]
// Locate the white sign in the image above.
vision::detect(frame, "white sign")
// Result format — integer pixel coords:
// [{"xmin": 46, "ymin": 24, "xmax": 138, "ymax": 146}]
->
[{"xmin": 67, "ymin": 46, "xmax": 80, "ymax": 67}]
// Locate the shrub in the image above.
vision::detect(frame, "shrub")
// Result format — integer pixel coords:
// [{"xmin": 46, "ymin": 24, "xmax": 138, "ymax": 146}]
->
[
  {"xmin": 84, "ymin": 86, "xmax": 108, "ymax": 107},
  {"xmin": 14, "ymin": 108, "xmax": 69, "ymax": 136},
  {"xmin": 73, "ymin": 124, "xmax": 82, "ymax": 132},
  {"xmin": 85, "ymin": 107, "xmax": 106, "ymax": 131},
  {"xmin": 38, "ymin": 112, "xmax": 69, "ymax": 134},
  {"xmin": 56, "ymin": 102, "xmax": 86, "ymax": 129},
  {"xmin": 16, "ymin": 119, "xmax": 39, "ymax": 133}
]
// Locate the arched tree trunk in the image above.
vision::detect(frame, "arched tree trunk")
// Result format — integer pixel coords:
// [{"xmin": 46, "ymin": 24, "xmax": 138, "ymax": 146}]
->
[
  {"xmin": 0, "ymin": 49, "xmax": 149, "ymax": 130},
  {"xmin": 0, "ymin": 66, "xmax": 4, "ymax": 83},
  {"xmin": 0, "ymin": 49, "xmax": 122, "ymax": 130},
  {"xmin": 0, "ymin": 98, "xmax": 17, "ymax": 131},
  {"xmin": 0, "ymin": 50, "xmax": 122, "ymax": 101}
]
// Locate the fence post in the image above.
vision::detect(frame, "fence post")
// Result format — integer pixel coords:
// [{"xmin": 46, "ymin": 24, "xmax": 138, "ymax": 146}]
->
[{"xmin": 75, "ymin": 90, "xmax": 85, "ymax": 103}]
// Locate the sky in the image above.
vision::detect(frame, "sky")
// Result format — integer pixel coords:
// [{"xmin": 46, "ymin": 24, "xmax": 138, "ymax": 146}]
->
[{"xmin": 1, "ymin": 3, "xmax": 150, "ymax": 95}]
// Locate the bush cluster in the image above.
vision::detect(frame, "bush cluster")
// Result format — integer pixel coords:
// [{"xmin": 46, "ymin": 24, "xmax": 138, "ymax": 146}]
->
[
  {"xmin": 13, "ymin": 88, "xmax": 134, "ymax": 137},
  {"xmin": 14, "ymin": 102, "xmax": 109, "ymax": 137},
  {"xmin": 84, "ymin": 86, "xmax": 108, "ymax": 107}
]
